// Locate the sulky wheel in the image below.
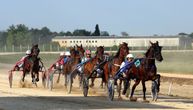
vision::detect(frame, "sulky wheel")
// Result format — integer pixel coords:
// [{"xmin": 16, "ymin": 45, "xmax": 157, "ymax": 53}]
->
[
  {"xmin": 48, "ymin": 72, "xmax": 54, "ymax": 91},
  {"xmin": 8, "ymin": 71, "xmax": 13, "ymax": 88},
  {"xmin": 82, "ymin": 74, "xmax": 89, "ymax": 97},
  {"xmin": 107, "ymin": 78, "xmax": 115, "ymax": 101},
  {"xmin": 42, "ymin": 71, "xmax": 47, "ymax": 88},
  {"xmin": 67, "ymin": 74, "xmax": 72, "ymax": 94}
]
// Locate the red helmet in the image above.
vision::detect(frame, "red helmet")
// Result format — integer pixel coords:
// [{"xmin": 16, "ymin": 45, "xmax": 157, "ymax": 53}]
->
[{"xmin": 85, "ymin": 49, "xmax": 91, "ymax": 55}]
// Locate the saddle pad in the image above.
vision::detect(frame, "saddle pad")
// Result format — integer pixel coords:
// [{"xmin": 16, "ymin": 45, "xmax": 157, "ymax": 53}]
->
[{"xmin": 134, "ymin": 59, "xmax": 141, "ymax": 67}]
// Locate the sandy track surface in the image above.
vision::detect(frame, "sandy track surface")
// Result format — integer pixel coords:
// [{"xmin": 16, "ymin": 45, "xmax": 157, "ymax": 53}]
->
[{"xmin": 0, "ymin": 67, "xmax": 193, "ymax": 110}]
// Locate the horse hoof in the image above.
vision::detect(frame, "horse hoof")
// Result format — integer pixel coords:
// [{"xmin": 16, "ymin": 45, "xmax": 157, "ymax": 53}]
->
[
  {"xmin": 89, "ymin": 84, "xmax": 94, "ymax": 88},
  {"xmin": 118, "ymin": 96, "xmax": 123, "ymax": 100},
  {"xmin": 142, "ymin": 100, "xmax": 150, "ymax": 103},
  {"xmin": 130, "ymin": 97, "xmax": 137, "ymax": 102},
  {"xmin": 36, "ymin": 78, "xmax": 39, "ymax": 82}
]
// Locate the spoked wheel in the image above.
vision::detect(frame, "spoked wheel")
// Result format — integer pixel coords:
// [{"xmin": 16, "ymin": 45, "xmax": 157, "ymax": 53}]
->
[
  {"xmin": 82, "ymin": 74, "xmax": 89, "ymax": 97},
  {"xmin": 67, "ymin": 74, "xmax": 72, "ymax": 94},
  {"xmin": 48, "ymin": 71, "xmax": 54, "ymax": 91},
  {"xmin": 78, "ymin": 73, "xmax": 83, "ymax": 90},
  {"xmin": 151, "ymin": 80, "xmax": 158, "ymax": 101},
  {"xmin": 8, "ymin": 71, "xmax": 13, "ymax": 88},
  {"xmin": 107, "ymin": 78, "xmax": 115, "ymax": 101},
  {"xmin": 42, "ymin": 71, "xmax": 47, "ymax": 88}
]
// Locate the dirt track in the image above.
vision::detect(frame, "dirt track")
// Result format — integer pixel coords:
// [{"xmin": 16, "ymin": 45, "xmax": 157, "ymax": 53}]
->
[{"xmin": 0, "ymin": 64, "xmax": 193, "ymax": 110}]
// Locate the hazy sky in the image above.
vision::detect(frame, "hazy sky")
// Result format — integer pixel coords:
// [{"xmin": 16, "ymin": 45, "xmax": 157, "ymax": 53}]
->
[{"xmin": 1, "ymin": 0, "xmax": 193, "ymax": 35}]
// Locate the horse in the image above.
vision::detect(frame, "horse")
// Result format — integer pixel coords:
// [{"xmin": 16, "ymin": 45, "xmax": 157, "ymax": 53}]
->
[
  {"xmin": 81, "ymin": 46, "xmax": 105, "ymax": 96},
  {"xmin": 76, "ymin": 44, "xmax": 85, "ymax": 87},
  {"xmin": 89, "ymin": 46, "xmax": 105, "ymax": 88},
  {"xmin": 63, "ymin": 46, "xmax": 81, "ymax": 93},
  {"xmin": 8, "ymin": 46, "xmax": 43, "ymax": 88},
  {"xmin": 126, "ymin": 41, "xmax": 163, "ymax": 102},
  {"xmin": 103, "ymin": 42, "xmax": 129, "ymax": 99},
  {"xmin": 30, "ymin": 45, "xmax": 45, "ymax": 86},
  {"xmin": 76, "ymin": 44, "xmax": 85, "ymax": 58}
]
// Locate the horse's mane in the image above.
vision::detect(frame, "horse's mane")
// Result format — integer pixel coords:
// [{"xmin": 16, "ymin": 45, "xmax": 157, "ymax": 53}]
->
[
  {"xmin": 115, "ymin": 48, "xmax": 120, "ymax": 58},
  {"xmin": 95, "ymin": 46, "xmax": 104, "ymax": 54}
]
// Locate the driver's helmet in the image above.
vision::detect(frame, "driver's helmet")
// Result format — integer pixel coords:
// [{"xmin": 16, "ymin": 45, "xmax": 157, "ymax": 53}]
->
[
  {"xmin": 85, "ymin": 49, "xmax": 91, "ymax": 55},
  {"xmin": 65, "ymin": 51, "xmax": 71, "ymax": 56},
  {"xmin": 60, "ymin": 52, "xmax": 65, "ymax": 56},
  {"xmin": 126, "ymin": 54, "xmax": 134, "ymax": 59},
  {"xmin": 26, "ymin": 50, "xmax": 31, "ymax": 55}
]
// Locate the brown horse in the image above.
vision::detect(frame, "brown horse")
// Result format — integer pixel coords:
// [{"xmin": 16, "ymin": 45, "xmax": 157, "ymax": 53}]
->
[
  {"xmin": 63, "ymin": 46, "xmax": 81, "ymax": 93},
  {"xmin": 8, "ymin": 55, "xmax": 34, "ymax": 88},
  {"xmin": 76, "ymin": 44, "xmax": 85, "ymax": 58},
  {"xmin": 126, "ymin": 41, "xmax": 163, "ymax": 101},
  {"xmin": 76, "ymin": 44, "xmax": 85, "ymax": 87},
  {"xmin": 82, "ymin": 46, "xmax": 105, "ymax": 96},
  {"xmin": 103, "ymin": 42, "xmax": 129, "ymax": 99}
]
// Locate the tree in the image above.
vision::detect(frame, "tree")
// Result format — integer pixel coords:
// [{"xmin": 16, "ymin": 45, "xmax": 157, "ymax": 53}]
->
[
  {"xmin": 73, "ymin": 29, "xmax": 91, "ymax": 36},
  {"xmin": 178, "ymin": 32, "xmax": 188, "ymax": 36},
  {"xmin": 100, "ymin": 31, "xmax": 109, "ymax": 36},
  {"xmin": 121, "ymin": 32, "xmax": 129, "ymax": 36},
  {"xmin": 189, "ymin": 32, "xmax": 193, "ymax": 39},
  {"xmin": 6, "ymin": 24, "xmax": 29, "ymax": 46},
  {"xmin": 65, "ymin": 31, "xmax": 73, "ymax": 36},
  {"xmin": 0, "ymin": 31, "xmax": 7, "ymax": 46},
  {"xmin": 92, "ymin": 24, "xmax": 100, "ymax": 36}
]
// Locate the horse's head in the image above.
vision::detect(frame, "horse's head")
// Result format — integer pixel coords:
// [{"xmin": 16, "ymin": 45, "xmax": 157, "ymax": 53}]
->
[
  {"xmin": 31, "ymin": 45, "xmax": 39, "ymax": 57},
  {"xmin": 95, "ymin": 46, "xmax": 104, "ymax": 61},
  {"xmin": 69, "ymin": 46, "xmax": 81, "ymax": 63},
  {"xmin": 146, "ymin": 41, "xmax": 163, "ymax": 62},
  {"xmin": 76, "ymin": 44, "xmax": 85, "ymax": 58},
  {"xmin": 116, "ymin": 42, "xmax": 129, "ymax": 59}
]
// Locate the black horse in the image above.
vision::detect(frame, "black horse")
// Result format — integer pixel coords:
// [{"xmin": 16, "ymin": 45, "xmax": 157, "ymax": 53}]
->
[
  {"xmin": 30, "ymin": 44, "xmax": 45, "ymax": 86},
  {"xmin": 125, "ymin": 41, "xmax": 163, "ymax": 101}
]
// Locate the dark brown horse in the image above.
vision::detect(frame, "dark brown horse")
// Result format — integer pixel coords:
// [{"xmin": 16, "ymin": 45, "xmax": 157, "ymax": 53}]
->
[
  {"xmin": 103, "ymin": 42, "xmax": 129, "ymax": 99},
  {"xmin": 126, "ymin": 41, "xmax": 163, "ymax": 101},
  {"xmin": 30, "ymin": 45, "xmax": 45, "ymax": 86}
]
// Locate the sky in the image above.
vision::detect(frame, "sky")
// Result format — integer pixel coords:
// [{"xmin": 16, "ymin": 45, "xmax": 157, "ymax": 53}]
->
[{"xmin": 0, "ymin": 0, "xmax": 193, "ymax": 36}]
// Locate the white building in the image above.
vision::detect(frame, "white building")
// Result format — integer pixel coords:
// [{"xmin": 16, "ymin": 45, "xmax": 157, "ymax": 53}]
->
[{"xmin": 52, "ymin": 35, "xmax": 192, "ymax": 48}]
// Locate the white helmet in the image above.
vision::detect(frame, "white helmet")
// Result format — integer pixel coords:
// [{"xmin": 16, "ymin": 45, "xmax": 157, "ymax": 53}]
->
[
  {"xmin": 26, "ymin": 50, "xmax": 31, "ymax": 55},
  {"xmin": 60, "ymin": 52, "xmax": 65, "ymax": 56},
  {"xmin": 126, "ymin": 54, "xmax": 134, "ymax": 58},
  {"xmin": 65, "ymin": 51, "xmax": 71, "ymax": 56}
]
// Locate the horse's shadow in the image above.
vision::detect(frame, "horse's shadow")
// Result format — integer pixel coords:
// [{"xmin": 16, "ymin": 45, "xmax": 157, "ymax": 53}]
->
[{"xmin": 0, "ymin": 96, "xmax": 176, "ymax": 110}]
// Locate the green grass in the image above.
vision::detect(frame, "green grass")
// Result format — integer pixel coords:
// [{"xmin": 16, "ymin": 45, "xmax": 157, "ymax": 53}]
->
[
  {"xmin": 0, "ymin": 52, "xmax": 193, "ymax": 74},
  {"xmin": 156, "ymin": 52, "xmax": 193, "ymax": 74},
  {"xmin": 0, "ymin": 53, "xmax": 58, "ymax": 67}
]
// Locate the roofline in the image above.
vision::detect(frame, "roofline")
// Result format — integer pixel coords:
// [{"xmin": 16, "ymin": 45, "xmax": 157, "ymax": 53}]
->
[{"xmin": 53, "ymin": 35, "xmax": 184, "ymax": 39}]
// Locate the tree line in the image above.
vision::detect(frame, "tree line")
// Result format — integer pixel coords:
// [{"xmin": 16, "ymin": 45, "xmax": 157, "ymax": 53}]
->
[{"xmin": 0, "ymin": 24, "xmax": 109, "ymax": 47}]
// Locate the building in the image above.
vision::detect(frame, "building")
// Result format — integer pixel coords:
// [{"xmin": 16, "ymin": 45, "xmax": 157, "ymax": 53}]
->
[{"xmin": 52, "ymin": 35, "xmax": 192, "ymax": 49}]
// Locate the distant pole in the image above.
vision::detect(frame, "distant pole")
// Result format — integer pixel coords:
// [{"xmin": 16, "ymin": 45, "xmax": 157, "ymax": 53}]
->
[
  {"xmin": 12, "ymin": 45, "xmax": 14, "ymax": 52},
  {"xmin": 57, "ymin": 45, "xmax": 59, "ymax": 51},
  {"xmin": 43, "ymin": 44, "xmax": 45, "ymax": 52},
  {"xmin": 20, "ymin": 44, "xmax": 22, "ymax": 52},
  {"xmin": 4, "ymin": 45, "xmax": 7, "ymax": 52},
  {"xmin": 50, "ymin": 44, "xmax": 52, "ymax": 52}
]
